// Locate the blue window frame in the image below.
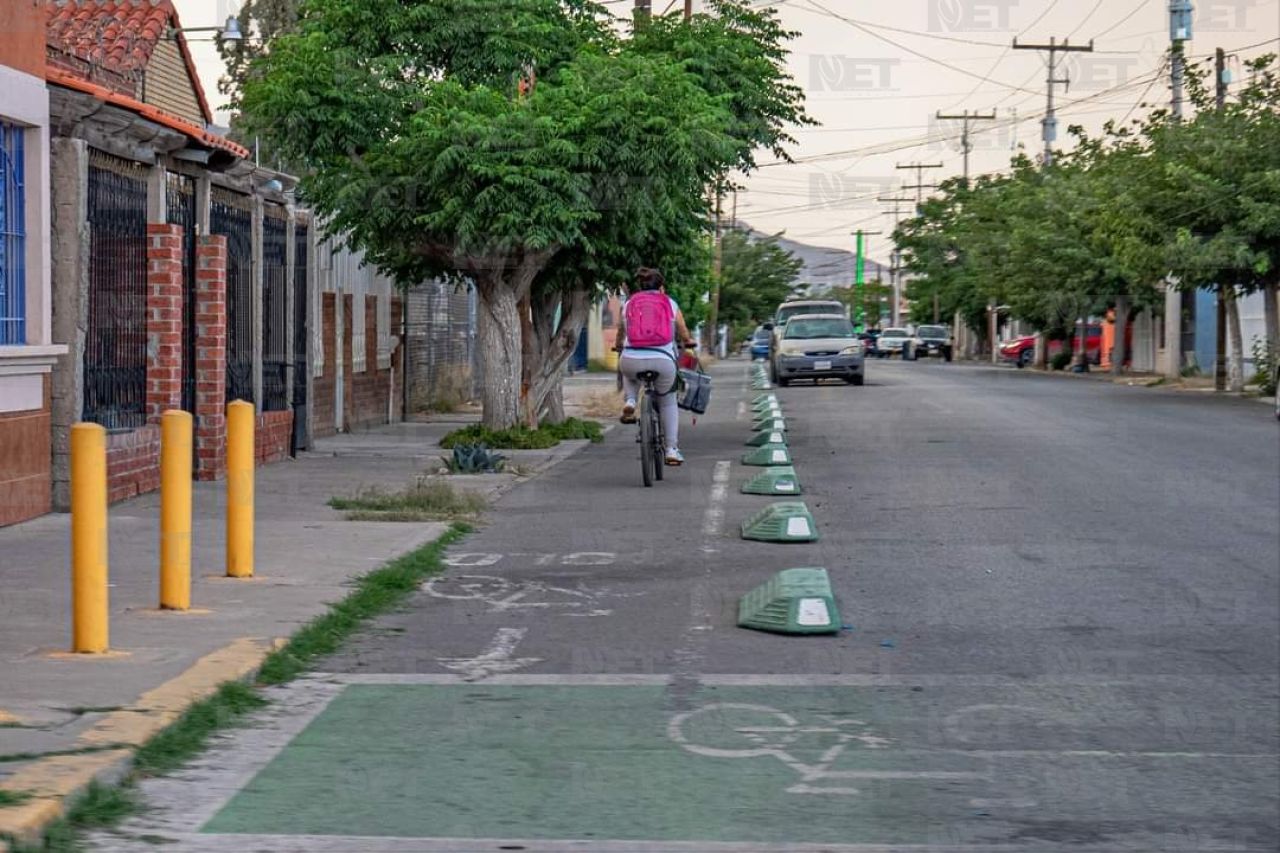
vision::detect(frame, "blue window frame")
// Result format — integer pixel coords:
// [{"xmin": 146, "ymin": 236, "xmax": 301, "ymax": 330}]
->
[{"xmin": 0, "ymin": 121, "xmax": 26, "ymax": 345}]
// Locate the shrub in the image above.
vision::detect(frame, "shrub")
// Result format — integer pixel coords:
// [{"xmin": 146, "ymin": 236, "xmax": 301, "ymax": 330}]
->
[
  {"xmin": 1050, "ymin": 351, "xmax": 1073, "ymax": 371},
  {"xmin": 440, "ymin": 417, "xmax": 604, "ymax": 449}
]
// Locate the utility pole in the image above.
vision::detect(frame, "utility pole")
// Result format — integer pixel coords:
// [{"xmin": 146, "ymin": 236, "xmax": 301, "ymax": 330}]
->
[
  {"xmin": 1215, "ymin": 45, "xmax": 1229, "ymax": 391},
  {"xmin": 934, "ymin": 109, "xmax": 997, "ymax": 186},
  {"xmin": 684, "ymin": 0, "xmax": 692, "ymax": 19},
  {"xmin": 1012, "ymin": 36, "xmax": 1093, "ymax": 167},
  {"xmin": 879, "ymin": 195, "xmax": 913, "ymax": 327},
  {"xmin": 852, "ymin": 229, "xmax": 883, "ymax": 332},
  {"xmin": 706, "ymin": 183, "xmax": 723, "ymax": 357},
  {"xmin": 1164, "ymin": 1, "xmax": 1194, "ymax": 377},
  {"xmin": 895, "ymin": 162, "xmax": 943, "ymax": 211},
  {"xmin": 634, "ymin": 0, "xmax": 650, "ymax": 28}
]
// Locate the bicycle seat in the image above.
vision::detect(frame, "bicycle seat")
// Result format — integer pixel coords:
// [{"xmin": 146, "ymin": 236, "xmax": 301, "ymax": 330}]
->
[{"xmin": 637, "ymin": 370, "xmax": 660, "ymax": 382}]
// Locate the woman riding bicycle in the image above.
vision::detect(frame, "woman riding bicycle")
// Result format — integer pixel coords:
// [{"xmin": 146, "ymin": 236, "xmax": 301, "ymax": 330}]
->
[{"xmin": 614, "ymin": 268, "xmax": 696, "ymax": 466}]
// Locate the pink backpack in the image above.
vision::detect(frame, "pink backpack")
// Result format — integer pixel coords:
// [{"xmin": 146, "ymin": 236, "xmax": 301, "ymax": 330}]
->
[{"xmin": 625, "ymin": 291, "xmax": 675, "ymax": 348}]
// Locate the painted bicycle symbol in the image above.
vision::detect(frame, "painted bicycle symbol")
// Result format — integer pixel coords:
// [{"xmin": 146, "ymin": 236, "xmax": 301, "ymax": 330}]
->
[
  {"xmin": 667, "ymin": 703, "xmax": 981, "ymax": 796},
  {"xmin": 423, "ymin": 574, "xmax": 617, "ymax": 615}
]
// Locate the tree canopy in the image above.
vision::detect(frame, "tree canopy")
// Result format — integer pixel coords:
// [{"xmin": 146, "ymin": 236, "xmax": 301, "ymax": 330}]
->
[{"xmin": 238, "ymin": 0, "xmax": 808, "ymax": 427}]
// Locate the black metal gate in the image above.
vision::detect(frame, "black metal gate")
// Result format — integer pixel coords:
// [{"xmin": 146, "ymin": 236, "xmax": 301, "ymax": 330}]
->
[
  {"xmin": 210, "ymin": 187, "xmax": 254, "ymax": 406},
  {"xmin": 262, "ymin": 203, "xmax": 289, "ymax": 412},
  {"xmin": 166, "ymin": 172, "xmax": 197, "ymax": 413},
  {"xmin": 292, "ymin": 222, "xmax": 310, "ymax": 454},
  {"xmin": 84, "ymin": 149, "xmax": 147, "ymax": 431}
]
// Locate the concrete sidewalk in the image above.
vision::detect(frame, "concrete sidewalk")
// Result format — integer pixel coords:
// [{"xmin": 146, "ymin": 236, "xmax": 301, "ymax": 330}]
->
[{"xmin": 0, "ymin": 416, "xmax": 594, "ymax": 846}]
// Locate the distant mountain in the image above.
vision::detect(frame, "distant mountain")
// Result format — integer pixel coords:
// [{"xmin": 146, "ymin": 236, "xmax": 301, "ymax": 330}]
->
[{"xmin": 737, "ymin": 223, "xmax": 889, "ymax": 293}]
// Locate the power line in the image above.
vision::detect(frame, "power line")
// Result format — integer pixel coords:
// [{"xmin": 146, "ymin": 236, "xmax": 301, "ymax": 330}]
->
[{"xmin": 797, "ymin": 0, "xmax": 1043, "ymax": 97}]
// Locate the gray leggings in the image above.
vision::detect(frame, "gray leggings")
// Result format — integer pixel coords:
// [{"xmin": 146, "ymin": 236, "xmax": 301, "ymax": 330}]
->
[{"xmin": 620, "ymin": 354, "xmax": 680, "ymax": 450}]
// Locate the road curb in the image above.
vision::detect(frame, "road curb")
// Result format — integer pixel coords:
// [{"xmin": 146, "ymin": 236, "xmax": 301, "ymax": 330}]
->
[{"xmin": 0, "ymin": 636, "xmax": 283, "ymax": 850}]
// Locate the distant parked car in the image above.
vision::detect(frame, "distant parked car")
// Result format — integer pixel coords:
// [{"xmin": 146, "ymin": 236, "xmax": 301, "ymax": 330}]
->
[
  {"xmin": 1000, "ymin": 325, "xmax": 1110, "ymax": 368},
  {"xmin": 749, "ymin": 328, "xmax": 771, "ymax": 361},
  {"xmin": 876, "ymin": 327, "xmax": 912, "ymax": 358},
  {"xmin": 913, "ymin": 325, "xmax": 953, "ymax": 361}
]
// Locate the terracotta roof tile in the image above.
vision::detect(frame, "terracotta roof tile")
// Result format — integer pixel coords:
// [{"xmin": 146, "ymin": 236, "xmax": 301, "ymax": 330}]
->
[{"xmin": 45, "ymin": 0, "xmax": 214, "ymax": 123}]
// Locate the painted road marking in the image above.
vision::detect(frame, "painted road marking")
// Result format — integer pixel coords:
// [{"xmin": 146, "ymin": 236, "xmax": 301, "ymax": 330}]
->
[
  {"xmin": 423, "ymin": 574, "xmax": 620, "ymax": 614},
  {"xmin": 436, "ymin": 628, "xmax": 541, "ymax": 681},
  {"xmin": 443, "ymin": 552, "xmax": 620, "ymax": 568},
  {"xmin": 319, "ymin": 671, "xmax": 1280, "ymax": 688},
  {"xmin": 701, "ymin": 461, "xmax": 731, "ymax": 538},
  {"xmin": 668, "ymin": 702, "xmax": 981, "ymax": 796}
]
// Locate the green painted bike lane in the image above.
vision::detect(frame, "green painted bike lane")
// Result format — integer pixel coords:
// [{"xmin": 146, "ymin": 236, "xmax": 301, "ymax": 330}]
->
[{"xmin": 202, "ymin": 683, "xmax": 988, "ymax": 845}]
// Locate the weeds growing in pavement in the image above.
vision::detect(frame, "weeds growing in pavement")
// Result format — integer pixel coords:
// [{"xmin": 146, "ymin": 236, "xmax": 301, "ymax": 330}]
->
[
  {"xmin": 0, "ymin": 790, "xmax": 33, "ymax": 807},
  {"xmin": 328, "ymin": 479, "xmax": 487, "ymax": 521},
  {"xmin": 440, "ymin": 417, "xmax": 603, "ymax": 449},
  {"xmin": 131, "ymin": 683, "xmax": 267, "ymax": 776},
  {"xmin": 257, "ymin": 525, "xmax": 468, "ymax": 685}
]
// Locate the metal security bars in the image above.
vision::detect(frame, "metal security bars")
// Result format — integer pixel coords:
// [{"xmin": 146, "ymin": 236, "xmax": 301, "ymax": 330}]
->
[
  {"xmin": 210, "ymin": 187, "xmax": 254, "ymax": 405},
  {"xmin": 261, "ymin": 203, "xmax": 289, "ymax": 412},
  {"xmin": 0, "ymin": 122, "xmax": 25, "ymax": 345},
  {"xmin": 166, "ymin": 172, "xmax": 197, "ymax": 413},
  {"xmin": 83, "ymin": 149, "xmax": 148, "ymax": 430}
]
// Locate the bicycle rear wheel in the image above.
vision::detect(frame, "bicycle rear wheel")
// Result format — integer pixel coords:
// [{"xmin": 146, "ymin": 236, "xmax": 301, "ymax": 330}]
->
[
  {"xmin": 639, "ymin": 392, "xmax": 655, "ymax": 487},
  {"xmin": 653, "ymin": 402, "xmax": 665, "ymax": 482}
]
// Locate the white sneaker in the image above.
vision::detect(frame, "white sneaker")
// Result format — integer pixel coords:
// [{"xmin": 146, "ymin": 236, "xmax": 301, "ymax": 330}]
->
[
  {"xmin": 664, "ymin": 448, "xmax": 684, "ymax": 466},
  {"xmin": 621, "ymin": 400, "xmax": 637, "ymax": 424}
]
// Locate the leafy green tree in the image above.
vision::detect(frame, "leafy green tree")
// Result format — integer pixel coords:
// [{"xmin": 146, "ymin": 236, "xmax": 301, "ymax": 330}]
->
[{"xmin": 238, "ymin": 0, "xmax": 806, "ymax": 428}]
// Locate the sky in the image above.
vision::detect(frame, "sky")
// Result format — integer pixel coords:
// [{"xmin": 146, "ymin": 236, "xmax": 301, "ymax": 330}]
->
[{"xmin": 177, "ymin": 0, "xmax": 1280, "ymax": 264}]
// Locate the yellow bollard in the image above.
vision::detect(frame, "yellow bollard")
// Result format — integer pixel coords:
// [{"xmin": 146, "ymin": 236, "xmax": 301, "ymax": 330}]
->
[
  {"xmin": 70, "ymin": 422, "xmax": 109, "ymax": 653},
  {"xmin": 160, "ymin": 410, "xmax": 193, "ymax": 609},
  {"xmin": 225, "ymin": 400, "xmax": 255, "ymax": 578}
]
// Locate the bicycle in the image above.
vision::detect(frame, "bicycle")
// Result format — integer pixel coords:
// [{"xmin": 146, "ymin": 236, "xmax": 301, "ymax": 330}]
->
[{"xmin": 636, "ymin": 368, "xmax": 667, "ymax": 488}]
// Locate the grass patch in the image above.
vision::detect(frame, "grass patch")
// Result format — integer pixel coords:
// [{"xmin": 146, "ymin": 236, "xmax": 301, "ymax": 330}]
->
[
  {"xmin": 440, "ymin": 417, "xmax": 604, "ymax": 450},
  {"xmin": 257, "ymin": 524, "xmax": 468, "ymax": 686},
  {"xmin": 328, "ymin": 479, "xmax": 487, "ymax": 521},
  {"xmin": 0, "ymin": 789, "xmax": 34, "ymax": 807},
  {"xmin": 7, "ymin": 525, "xmax": 469, "ymax": 852},
  {"xmin": 131, "ymin": 683, "xmax": 266, "ymax": 777}
]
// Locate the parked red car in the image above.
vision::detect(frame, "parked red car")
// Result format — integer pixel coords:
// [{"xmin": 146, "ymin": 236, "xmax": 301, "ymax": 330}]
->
[{"xmin": 1000, "ymin": 326, "xmax": 1107, "ymax": 368}]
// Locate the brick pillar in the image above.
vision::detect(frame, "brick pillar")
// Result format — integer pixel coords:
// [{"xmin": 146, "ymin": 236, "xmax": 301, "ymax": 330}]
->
[
  {"xmin": 195, "ymin": 234, "xmax": 228, "ymax": 480},
  {"xmin": 146, "ymin": 224, "xmax": 184, "ymax": 421}
]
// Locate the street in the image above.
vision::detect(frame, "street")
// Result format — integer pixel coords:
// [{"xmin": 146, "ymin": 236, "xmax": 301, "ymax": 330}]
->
[{"xmin": 92, "ymin": 360, "xmax": 1279, "ymax": 851}]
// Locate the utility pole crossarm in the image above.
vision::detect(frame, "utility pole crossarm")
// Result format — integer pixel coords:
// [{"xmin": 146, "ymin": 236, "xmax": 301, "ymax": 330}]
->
[
  {"xmin": 1012, "ymin": 37, "xmax": 1094, "ymax": 167},
  {"xmin": 935, "ymin": 109, "xmax": 997, "ymax": 185}
]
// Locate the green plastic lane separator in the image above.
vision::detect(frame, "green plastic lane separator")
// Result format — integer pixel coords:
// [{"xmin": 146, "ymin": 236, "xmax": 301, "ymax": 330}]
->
[
  {"xmin": 738, "ymin": 568, "xmax": 840, "ymax": 635},
  {"xmin": 752, "ymin": 417, "xmax": 786, "ymax": 433},
  {"xmin": 752, "ymin": 393, "xmax": 778, "ymax": 405},
  {"xmin": 752, "ymin": 382, "xmax": 772, "ymax": 390},
  {"xmin": 752, "ymin": 401, "xmax": 783, "ymax": 415},
  {"xmin": 741, "ymin": 466, "xmax": 802, "ymax": 496},
  {"xmin": 742, "ymin": 444, "xmax": 792, "ymax": 466},
  {"xmin": 746, "ymin": 429, "xmax": 787, "ymax": 447},
  {"xmin": 739, "ymin": 501, "xmax": 819, "ymax": 543}
]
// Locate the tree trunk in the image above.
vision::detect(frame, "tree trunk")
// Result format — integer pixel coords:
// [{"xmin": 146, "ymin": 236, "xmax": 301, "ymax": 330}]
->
[
  {"xmin": 476, "ymin": 280, "xmax": 524, "ymax": 430},
  {"xmin": 1225, "ymin": 287, "xmax": 1245, "ymax": 393},
  {"xmin": 526, "ymin": 289, "xmax": 591, "ymax": 426},
  {"xmin": 518, "ymin": 294, "xmax": 537, "ymax": 428},
  {"xmin": 1112, "ymin": 296, "xmax": 1129, "ymax": 376},
  {"xmin": 1074, "ymin": 314, "xmax": 1088, "ymax": 370},
  {"xmin": 1264, "ymin": 280, "xmax": 1279, "ymax": 358}
]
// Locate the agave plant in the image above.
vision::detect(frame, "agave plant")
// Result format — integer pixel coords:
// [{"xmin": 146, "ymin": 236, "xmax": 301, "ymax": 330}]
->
[{"xmin": 442, "ymin": 443, "xmax": 507, "ymax": 474}]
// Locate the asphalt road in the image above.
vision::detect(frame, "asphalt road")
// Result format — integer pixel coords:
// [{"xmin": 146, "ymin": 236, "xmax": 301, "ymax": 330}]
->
[{"xmin": 96, "ymin": 360, "xmax": 1280, "ymax": 852}]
